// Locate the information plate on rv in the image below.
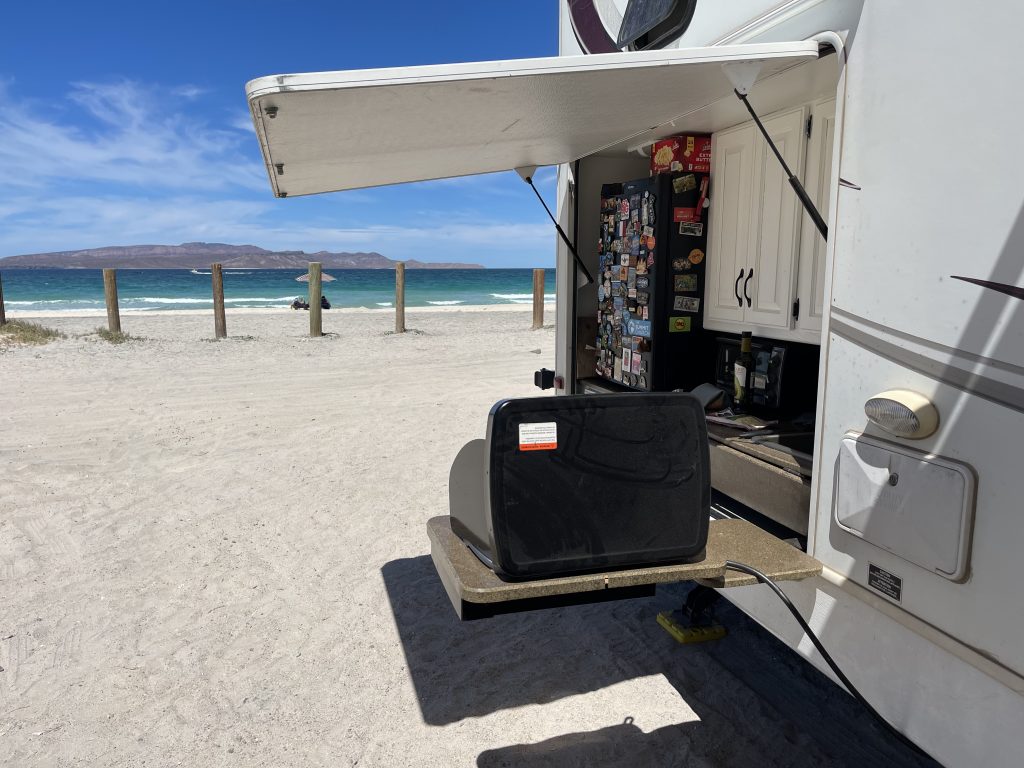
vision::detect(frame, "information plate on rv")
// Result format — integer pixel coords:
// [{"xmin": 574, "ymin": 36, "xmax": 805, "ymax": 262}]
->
[{"xmin": 868, "ymin": 563, "xmax": 903, "ymax": 602}]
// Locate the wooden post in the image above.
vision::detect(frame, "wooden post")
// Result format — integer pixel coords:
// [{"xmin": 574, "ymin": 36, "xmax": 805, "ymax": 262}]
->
[
  {"xmin": 308, "ymin": 262, "xmax": 323, "ymax": 337},
  {"xmin": 532, "ymin": 268, "xmax": 545, "ymax": 330},
  {"xmin": 211, "ymin": 263, "xmax": 227, "ymax": 339},
  {"xmin": 103, "ymin": 269, "xmax": 121, "ymax": 333},
  {"xmin": 0, "ymin": 272, "xmax": 6, "ymax": 326},
  {"xmin": 395, "ymin": 262, "xmax": 406, "ymax": 334}
]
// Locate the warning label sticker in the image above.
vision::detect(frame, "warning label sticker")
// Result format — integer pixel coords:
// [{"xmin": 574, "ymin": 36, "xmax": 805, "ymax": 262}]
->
[
  {"xmin": 868, "ymin": 564, "xmax": 903, "ymax": 602},
  {"xmin": 519, "ymin": 422, "xmax": 557, "ymax": 451}
]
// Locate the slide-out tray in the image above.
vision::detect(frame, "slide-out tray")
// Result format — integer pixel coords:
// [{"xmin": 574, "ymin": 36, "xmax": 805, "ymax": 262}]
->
[{"xmin": 428, "ymin": 516, "xmax": 821, "ymax": 620}]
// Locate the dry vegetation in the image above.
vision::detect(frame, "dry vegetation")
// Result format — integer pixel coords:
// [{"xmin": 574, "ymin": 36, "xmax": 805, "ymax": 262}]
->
[
  {"xmin": 94, "ymin": 327, "xmax": 142, "ymax": 344},
  {"xmin": 0, "ymin": 319, "xmax": 64, "ymax": 347}
]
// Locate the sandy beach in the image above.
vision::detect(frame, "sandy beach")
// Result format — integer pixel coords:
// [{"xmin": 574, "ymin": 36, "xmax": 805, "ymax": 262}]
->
[{"xmin": 0, "ymin": 309, "xmax": 931, "ymax": 767}]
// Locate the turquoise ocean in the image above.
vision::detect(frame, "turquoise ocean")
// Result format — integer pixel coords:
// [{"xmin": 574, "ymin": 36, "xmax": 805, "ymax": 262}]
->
[{"xmin": 0, "ymin": 268, "xmax": 556, "ymax": 312}]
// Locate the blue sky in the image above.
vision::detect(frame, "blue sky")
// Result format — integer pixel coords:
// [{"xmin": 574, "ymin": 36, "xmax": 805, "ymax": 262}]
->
[{"xmin": 0, "ymin": 1, "xmax": 560, "ymax": 267}]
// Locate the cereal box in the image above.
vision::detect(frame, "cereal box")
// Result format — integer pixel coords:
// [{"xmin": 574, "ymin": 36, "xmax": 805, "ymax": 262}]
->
[{"xmin": 650, "ymin": 134, "xmax": 711, "ymax": 175}]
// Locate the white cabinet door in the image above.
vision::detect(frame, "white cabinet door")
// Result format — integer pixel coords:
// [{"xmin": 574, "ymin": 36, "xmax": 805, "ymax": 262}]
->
[
  {"xmin": 705, "ymin": 123, "xmax": 756, "ymax": 325},
  {"xmin": 795, "ymin": 98, "xmax": 836, "ymax": 337},
  {"xmin": 744, "ymin": 106, "xmax": 807, "ymax": 329}
]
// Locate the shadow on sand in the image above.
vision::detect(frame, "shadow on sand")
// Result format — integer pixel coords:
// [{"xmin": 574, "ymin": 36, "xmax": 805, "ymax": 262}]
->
[{"xmin": 381, "ymin": 555, "xmax": 937, "ymax": 767}]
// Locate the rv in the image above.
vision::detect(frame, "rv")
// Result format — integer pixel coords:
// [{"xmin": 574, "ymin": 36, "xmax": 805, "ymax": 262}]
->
[{"xmin": 246, "ymin": 2, "xmax": 1024, "ymax": 764}]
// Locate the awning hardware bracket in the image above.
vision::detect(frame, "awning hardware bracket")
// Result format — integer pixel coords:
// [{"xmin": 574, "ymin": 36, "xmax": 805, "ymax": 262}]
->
[
  {"xmin": 516, "ymin": 166, "xmax": 594, "ymax": 286},
  {"xmin": 735, "ymin": 89, "xmax": 828, "ymax": 240},
  {"xmin": 721, "ymin": 61, "xmax": 828, "ymax": 241}
]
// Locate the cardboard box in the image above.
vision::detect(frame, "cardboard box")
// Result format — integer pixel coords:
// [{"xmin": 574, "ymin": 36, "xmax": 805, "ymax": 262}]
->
[{"xmin": 651, "ymin": 134, "xmax": 711, "ymax": 175}]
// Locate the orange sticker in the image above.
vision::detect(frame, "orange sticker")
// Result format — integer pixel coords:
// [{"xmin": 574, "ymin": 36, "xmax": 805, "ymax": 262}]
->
[
  {"xmin": 688, "ymin": 248, "xmax": 705, "ymax": 265},
  {"xmin": 519, "ymin": 422, "xmax": 557, "ymax": 451}
]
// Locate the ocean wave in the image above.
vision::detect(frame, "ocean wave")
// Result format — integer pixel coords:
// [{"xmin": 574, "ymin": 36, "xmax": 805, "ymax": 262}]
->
[
  {"xmin": 190, "ymin": 269, "xmax": 211, "ymax": 275},
  {"xmin": 133, "ymin": 297, "xmax": 212, "ymax": 304},
  {"xmin": 490, "ymin": 293, "xmax": 557, "ymax": 300},
  {"xmin": 124, "ymin": 296, "xmax": 296, "ymax": 304},
  {"xmin": 426, "ymin": 300, "xmax": 464, "ymax": 305},
  {"xmin": 6, "ymin": 299, "xmax": 104, "ymax": 306},
  {"xmin": 224, "ymin": 296, "xmax": 296, "ymax": 303},
  {"xmin": 375, "ymin": 302, "xmax": 393, "ymax": 307}
]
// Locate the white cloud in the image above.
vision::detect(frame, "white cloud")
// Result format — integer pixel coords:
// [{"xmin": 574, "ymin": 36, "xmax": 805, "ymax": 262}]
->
[
  {"xmin": 171, "ymin": 84, "xmax": 208, "ymax": 99},
  {"xmin": 0, "ymin": 80, "xmax": 263, "ymax": 191}
]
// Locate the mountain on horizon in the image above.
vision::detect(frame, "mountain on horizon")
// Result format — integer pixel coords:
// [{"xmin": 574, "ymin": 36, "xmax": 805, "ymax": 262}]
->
[{"xmin": 0, "ymin": 242, "xmax": 484, "ymax": 270}]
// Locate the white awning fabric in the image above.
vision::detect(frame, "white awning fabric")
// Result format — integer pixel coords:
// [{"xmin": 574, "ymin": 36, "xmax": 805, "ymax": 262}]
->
[{"xmin": 245, "ymin": 42, "xmax": 819, "ymax": 198}]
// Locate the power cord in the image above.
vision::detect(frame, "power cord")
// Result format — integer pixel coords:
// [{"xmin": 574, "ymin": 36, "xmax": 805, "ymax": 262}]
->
[{"xmin": 723, "ymin": 560, "xmax": 930, "ymax": 760}]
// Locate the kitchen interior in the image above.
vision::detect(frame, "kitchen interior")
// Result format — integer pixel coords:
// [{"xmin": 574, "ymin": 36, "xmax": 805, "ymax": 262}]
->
[{"xmin": 570, "ymin": 52, "xmax": 839, "ymax": 544}]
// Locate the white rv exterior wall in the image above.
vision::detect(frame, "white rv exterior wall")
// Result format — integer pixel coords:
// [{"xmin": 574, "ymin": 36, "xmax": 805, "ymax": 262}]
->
[
  {"xmin": 557, "ymin": 1, "xmax": 1024, "ymax": 764},
  {"xmin": 812, "ymin": 0, "xmax": 1024, "ymax": 676}
]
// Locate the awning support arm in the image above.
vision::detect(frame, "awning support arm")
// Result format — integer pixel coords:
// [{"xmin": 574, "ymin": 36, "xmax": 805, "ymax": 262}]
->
[
  {"xmin": 517, "ymin": 167, "xmax": 594, "ymax": 286},
  {"xmin": 734, "ymin": 89, "xmax": 828, "ymax": 241}
]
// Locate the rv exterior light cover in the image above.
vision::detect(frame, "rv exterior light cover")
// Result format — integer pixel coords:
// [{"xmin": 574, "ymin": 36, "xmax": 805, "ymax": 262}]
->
[
  {"xmin": 864, "ymin": 390, "xmax": 939, "ymax": 439},
  {"xmin": 245, "ymin": 42, "xmax": 817, "ymax": 197}
]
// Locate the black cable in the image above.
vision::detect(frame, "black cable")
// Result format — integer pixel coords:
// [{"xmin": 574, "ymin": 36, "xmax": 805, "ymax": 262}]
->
[
  {"xmin": 522, "ymin": 174, "xmax": 594, "ymax": 285},
  {"xmin": 723, "ymin": 560, "xmax": 930, "ymax": 760}
]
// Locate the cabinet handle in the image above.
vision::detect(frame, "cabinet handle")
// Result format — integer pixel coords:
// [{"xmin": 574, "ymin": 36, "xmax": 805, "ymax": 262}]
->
[
  {"xmin": 744, "ymin": 269, "xmax": 753, "ymax": 307},
  {"xmin": 735, "ymin": 269, "xmax": 745, "ymax": 307}
]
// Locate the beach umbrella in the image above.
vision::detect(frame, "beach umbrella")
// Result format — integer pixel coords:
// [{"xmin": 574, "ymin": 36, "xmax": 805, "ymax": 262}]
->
[{"xmin": 296, "ymin": 272, "xmax": 336, "ymax": 282}]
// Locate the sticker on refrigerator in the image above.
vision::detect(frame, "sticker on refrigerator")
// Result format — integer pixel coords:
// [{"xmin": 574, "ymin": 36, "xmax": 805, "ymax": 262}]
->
[
  {"xmin": 668, "ymin": 317, "xmax": 692, "ymax": 333},
  {"xmin": 625, "ymin": 318, "xmax": 652, "ymax": 338},
  {"xmin": 673, "ymin": 207, "xmax": 700, "ymax": 223},
  {"xmin": 674, "ymin": 274, "xmax": 698, "ymax": 292},
  {"xmin": 672, "ymin": 258, "xmax": 691, "ymax": 272},
  {"xmin": 636, "ymin": 276, "xmax": 649, "ymax": 289},
  {"xmin": 673, "ymin": 174, "xmax": 697, "ymax": 194},
  {"xmin": 679, "ymin": 222, "xmax": 704, "ymax": 237},
  {"xmin": 688, "ymin": 248, "xmax": 705, "ymax": 265},
  {"xmin": 519, "ymin": 422, "xmax": 558, "ymax": 451}
]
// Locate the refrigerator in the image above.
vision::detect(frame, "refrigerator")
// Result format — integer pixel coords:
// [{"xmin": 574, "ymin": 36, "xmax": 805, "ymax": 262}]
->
[{"xmin": 595, "ymin": 170, "xmax": 710, "ymax": 392}]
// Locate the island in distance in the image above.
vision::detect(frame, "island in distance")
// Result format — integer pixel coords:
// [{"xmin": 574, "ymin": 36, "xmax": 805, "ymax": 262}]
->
[{"xmin": 0, "ymin": 242, "xmax": 484, "ymax": 270}]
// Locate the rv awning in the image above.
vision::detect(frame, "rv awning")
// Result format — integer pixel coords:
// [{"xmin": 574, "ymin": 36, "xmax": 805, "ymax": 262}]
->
[{"xmin": 245, "ymin": 42, "xmax": 819, "ymax": 198}]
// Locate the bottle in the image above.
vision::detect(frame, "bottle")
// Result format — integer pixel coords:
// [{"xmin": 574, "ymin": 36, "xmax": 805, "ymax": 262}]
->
[{"xmin": 733, "ymin": 331, "xmax": 753, "ymax": 411}]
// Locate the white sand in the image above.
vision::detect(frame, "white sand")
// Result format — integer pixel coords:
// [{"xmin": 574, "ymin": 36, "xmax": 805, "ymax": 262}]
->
[{"xmin": 0, "ymin": 310, "xmax": 931, "ymax": 766}]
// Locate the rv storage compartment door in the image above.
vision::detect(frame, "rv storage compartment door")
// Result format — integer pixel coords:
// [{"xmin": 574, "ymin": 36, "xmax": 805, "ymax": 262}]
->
[
  {"xmin": 834, "ymin": 433, "xmax": 976, "ymax": 581},
  {"xmin": 245, "ymin": 42, "xmax": 817, "ymax": 197}
]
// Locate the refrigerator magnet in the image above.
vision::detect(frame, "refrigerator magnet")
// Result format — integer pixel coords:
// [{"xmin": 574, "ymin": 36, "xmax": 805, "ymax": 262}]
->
[
  {"xmin": 636, "ymin": 260, "xmax": 648, "ymax": 275},
  {"xmin": 679, "ymin": 222, "xmax": 703, "ymax": 237},
  {"xmin": 623, "ymin": 349, "xmax": 632, "ymax": 371},
  {"xmin": 688, "ymin": 248, "xmax": 705, "ymax": 265},
  {"xmin": 673, "ymin": 296, "xmax": 700, "ymax": 313},
  {"xmin": 628, "ymin": 287, "xmax": 637, "ymax": 299},
  {"xmin": 673, "ymin": 174, "xmax": 697, "ymax": 194},
  {"xmin": 647, "ymin": 253, "xmax": 655, "ymax": 267},
  {"xmin": 636, "ymin": 276, "xmax": 649, "ymax": 289},
  {"xmin": 642, "ymin": 306, "xmax": 649, "ymax": 320},
  {"xmin": 636, "ymin": 291, "xmax": 649, "ymax": 306},
  {"xmin": 668, "ymin": 317, "xmax": 692, "ymax": 333},
  {"xmin": 631, "ymin": 354, "xmax": 641, "ymax": 375},
  {"xmin": 674, "ymin": 274, "xmax": 698, "ymax": 292}
]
